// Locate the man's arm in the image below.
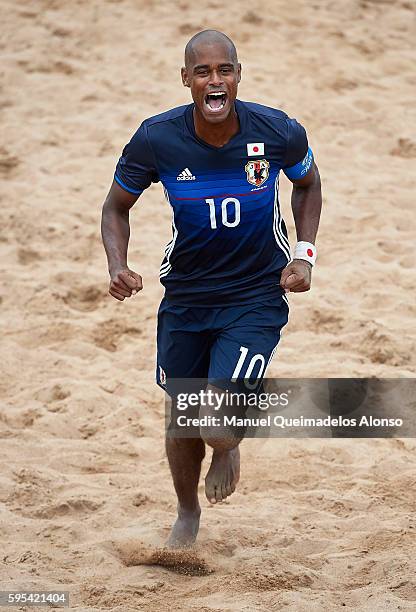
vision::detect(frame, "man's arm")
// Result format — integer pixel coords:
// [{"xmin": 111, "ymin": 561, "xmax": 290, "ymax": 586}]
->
[
  {"xmin": 280, "ymin": 161, "xmax": 322, "ymax": 293},
  {"xmin": 101, "ymin": 180, "xmax": 143, "ymax": 301},
  {"xmin": 290, "ymin": 161, "xmax": 322, "ymax": 244}
]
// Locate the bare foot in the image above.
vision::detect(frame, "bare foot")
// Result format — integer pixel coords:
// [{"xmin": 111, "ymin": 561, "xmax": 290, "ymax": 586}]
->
[
  {"xmin": 166, "ymin": 505, "xmax": 201, "ymax": 548},
  {"xmin": 205, "ymin": 446, "xmax": 240, "ymax": 504}
]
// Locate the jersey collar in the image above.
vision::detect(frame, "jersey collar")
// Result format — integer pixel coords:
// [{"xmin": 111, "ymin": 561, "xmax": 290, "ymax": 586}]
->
[{"xmin": 184, "ymin": 99, "xmax": 247, "ymax": 151}]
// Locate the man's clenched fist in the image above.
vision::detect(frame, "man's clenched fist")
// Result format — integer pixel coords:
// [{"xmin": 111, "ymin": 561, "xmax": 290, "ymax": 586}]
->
[
  {"xmin": 109, "ymin": 268, "xmax": 143, "ymax": 301},
  {"xmin": 280, "ymin": 259, "xmax": 312, "ymax": 293}
]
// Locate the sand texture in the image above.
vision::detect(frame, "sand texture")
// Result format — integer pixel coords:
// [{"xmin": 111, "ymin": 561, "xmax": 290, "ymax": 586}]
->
[{"xmin": 1, "ymin": 0, "xmax": 416, "ymax": 610}]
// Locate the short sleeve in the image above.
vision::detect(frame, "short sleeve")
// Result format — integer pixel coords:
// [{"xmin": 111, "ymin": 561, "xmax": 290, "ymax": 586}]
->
[
  {"xmin": 281, "ymin": 118, "xmax": 313, "ymax": 180},
  {"xmin": 283, "ymin": 118, "xmax": 309, "ymax": 168},
  {"xmin": 114, "ymin": 121, "xmax": 159, "ymax": 195}
]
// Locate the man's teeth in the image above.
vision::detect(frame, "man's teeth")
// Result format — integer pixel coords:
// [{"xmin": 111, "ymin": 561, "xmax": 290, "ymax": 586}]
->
[{"xmin": 205, "ymin": 92, "xmax": 226, "ymax": 111}]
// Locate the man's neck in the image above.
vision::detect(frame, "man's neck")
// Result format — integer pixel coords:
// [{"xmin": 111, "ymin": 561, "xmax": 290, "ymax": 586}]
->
[{"xmin": 193, "ymin": 105, "xmax": 240, "ymax": 148}]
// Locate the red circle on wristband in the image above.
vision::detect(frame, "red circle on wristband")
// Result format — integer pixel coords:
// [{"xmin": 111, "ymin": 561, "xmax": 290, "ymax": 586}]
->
[{"xmin": 307, "ymin": 248, "xmax": 313, "ymax": 257}]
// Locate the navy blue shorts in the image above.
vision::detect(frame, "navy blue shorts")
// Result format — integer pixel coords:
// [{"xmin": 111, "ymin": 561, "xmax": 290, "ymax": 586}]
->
[{"xmin": 156, "ymin": 295, "xmax": 289, "ymax": 393}]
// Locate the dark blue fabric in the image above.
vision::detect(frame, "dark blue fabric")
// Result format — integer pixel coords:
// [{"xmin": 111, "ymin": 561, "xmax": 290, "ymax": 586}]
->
[
  {"xmin": 114, "ymin": 100, "xmax": 310, "ymax": 306},
  {"xmin": 156, "ymin": 295, "xmax": 289, "ymax": 392},
  {"xmin": 284, "ymin": 147, "xmax": 314, "ymax": 180}
]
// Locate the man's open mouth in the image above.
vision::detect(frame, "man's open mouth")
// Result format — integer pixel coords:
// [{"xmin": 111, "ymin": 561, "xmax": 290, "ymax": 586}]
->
[{"xmin": 204, "ymin": 91, "xmax": 227, "ymax": 112}]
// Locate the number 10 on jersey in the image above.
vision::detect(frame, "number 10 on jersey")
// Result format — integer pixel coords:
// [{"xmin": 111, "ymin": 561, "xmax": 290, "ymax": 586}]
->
[{"xmin": 205, "ymin": 197, "xmax": 241, "ymax": 229}]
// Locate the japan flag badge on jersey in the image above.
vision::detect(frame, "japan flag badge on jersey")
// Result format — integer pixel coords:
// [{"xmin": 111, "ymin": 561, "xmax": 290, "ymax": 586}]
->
[{"xmin": 247, "ymin": 142, "xmax": 264, "ymax": 156}]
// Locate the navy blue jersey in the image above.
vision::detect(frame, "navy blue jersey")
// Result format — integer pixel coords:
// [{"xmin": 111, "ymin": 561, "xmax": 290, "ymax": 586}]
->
[{"xmin": 114, "ymin": 100, "xmax": 313, "ymax": 306}]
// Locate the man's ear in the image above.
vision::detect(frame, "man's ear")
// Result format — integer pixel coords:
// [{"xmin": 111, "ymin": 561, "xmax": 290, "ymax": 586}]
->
[
  {"xmin": 181, "ymin": 67, "xmax": 190, "ymax": 87},
  {"xmin": 237, "ymin": 63, "xmax": 242, "ymax": 84}
]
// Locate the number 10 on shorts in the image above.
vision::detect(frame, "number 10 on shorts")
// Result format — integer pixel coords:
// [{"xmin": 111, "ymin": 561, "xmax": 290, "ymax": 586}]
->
[
  {"xmin": 205, "ymin": 197, "xmax": 240, "ymax": 229},
  {"xmin": 232, "ymin": 346, "xmax": 266, "ymax": 388}
]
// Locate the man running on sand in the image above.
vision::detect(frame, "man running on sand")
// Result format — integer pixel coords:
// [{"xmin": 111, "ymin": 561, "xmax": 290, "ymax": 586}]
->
[{"xmin": 101, "ymin": 30, "xmax": 322, "ymax": 547}]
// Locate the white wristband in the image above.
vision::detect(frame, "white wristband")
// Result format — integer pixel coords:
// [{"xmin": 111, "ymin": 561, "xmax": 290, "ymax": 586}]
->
[{"xmin": 293, "ymin": 241, "xmax": 317, "ymax": 266}]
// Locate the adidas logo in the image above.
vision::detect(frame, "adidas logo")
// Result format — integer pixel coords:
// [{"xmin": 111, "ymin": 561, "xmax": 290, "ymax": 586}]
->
[{"xmin": 177, "ymin": 167, "xmax": 196, "ymax": 181}]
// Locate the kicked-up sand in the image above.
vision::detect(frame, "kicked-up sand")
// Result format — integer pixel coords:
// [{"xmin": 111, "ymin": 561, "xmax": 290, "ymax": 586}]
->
[{"xmin": 1, "ymin": 0, "xmax": 415, "ymax": 609}]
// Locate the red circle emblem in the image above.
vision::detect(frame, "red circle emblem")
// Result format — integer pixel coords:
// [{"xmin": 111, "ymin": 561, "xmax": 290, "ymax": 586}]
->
[
  {"xmin": 253, "ymin": 146, "xmax": 259, "ymax": 152},
  {"xmin": 307, "ymin": 248, "xmax": 313, "ymax": 257}
]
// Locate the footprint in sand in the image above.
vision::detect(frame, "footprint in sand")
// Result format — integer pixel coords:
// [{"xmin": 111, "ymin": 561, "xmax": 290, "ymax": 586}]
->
[
  {"xmin": 3, "ymin": 550, "xmax": 53, "ymax": 567},
  {"xmin": 0, "ymin": 147, "xmax": 20, "ymax": 177},
  {"xmin": 92, "ymin": 318, "xmax": 142, "ymax": 352},
  {"xmin": 0, "ymin": 406, "xmax": 44, "ymax": 429},
  {"xmin": 389, "ymin": 580, "xmax": 416, "ymax": 602},
  {"xmin": 34, "ymin": 383, "xmax": 71, "ymax": 404},
  {"xmin": 329, "ymin": 77, "xmax": 358, "ymax": 93},
  {"xmin": 362, "ymin": 324, "xmax": 400, "ymax": 365},
  {"xmin": 63, "ymin": 285, "xmax": 106, "ymax": 312},
  {"xmin": 17, "ymin": 248, "xmax": 42, "ymax": 265},
  {"xmin": 51, "ymin": 27, "xmax": 71, "ymax": 38},
  {"xmin": 177, "ymin": 23, "xmax": 203, "ymax": 35},
  {"xmin": 310, "ymin": 308, "xmax": 345, "ymax": 333},
  {"xmin": 242, "ymin": 10, "xmax": 263, "ymax": 25},
  {"xmin": 132, "ymin": 493, "xmax": 151, "ymax": 507},
  {"xmin": 34, "ymin": 498, "xmax": 103, "ymax": 519},
  {"xmin": 25, "ymin": 61, "xmax": 75, "ymax": 75},
  {"xmin": 390, "ymin": 138, "xmax": 416, "ymax": 159}
]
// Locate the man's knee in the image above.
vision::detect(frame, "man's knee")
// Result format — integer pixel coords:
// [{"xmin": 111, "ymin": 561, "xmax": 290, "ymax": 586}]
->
[
  {"xmin": 166, "ymin": 427, "xmax": 206, "ymax": 458},
  {"xmin": 200, "ymin": 426, "xmax": 241, "ymax": 451}
]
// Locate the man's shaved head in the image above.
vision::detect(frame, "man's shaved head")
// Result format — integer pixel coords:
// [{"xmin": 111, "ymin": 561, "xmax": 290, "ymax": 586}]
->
[
  {"xmin": 184, "ymin": 30, "xmax": 238, "ymax": 68},
  {"xmin": 181, "ymin": 29, "xmax": 241, "ymax": 125}
]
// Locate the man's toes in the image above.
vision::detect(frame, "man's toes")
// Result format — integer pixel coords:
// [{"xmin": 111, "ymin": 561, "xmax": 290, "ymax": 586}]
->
[
  {"xmin": 205, "ymin": 479, "xmax": 215, "ymax": 504},
  {"xmin": 215, "ymin": 486, "xmax": 223, "ymax": 503},
  {"xmin": 224, "ymin": 483, "xmax": 232, "ymax": 498}
]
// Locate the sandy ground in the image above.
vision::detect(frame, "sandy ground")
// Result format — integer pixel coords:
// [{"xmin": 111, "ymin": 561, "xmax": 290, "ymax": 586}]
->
[{"xmin": 1, "ymin": 0, "xmax": 416, "ymax": 610}]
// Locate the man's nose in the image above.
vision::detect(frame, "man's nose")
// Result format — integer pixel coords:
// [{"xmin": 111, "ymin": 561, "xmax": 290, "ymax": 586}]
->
[{"xmin": 209, "ymin": 70, "xmax": 224, "ymax": 86}]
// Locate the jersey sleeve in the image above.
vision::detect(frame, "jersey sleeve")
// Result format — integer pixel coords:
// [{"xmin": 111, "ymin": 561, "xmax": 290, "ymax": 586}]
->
[
  {"xmin": 114, "ymin": 121, "xmax": 159, "ymax": 195},
  {"xmin": 282, "ymin": 118, "xmax": 314, "ymax": 180}
]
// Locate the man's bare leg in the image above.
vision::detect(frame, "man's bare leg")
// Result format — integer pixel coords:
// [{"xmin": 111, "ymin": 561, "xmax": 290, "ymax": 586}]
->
[
  {"xmin": 165, "ymin": 429, "xmax": 205, "ymax": 548},
  {"xmin": 200, "ymin": 385, "xmax": 242, "ymax": 505}
]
